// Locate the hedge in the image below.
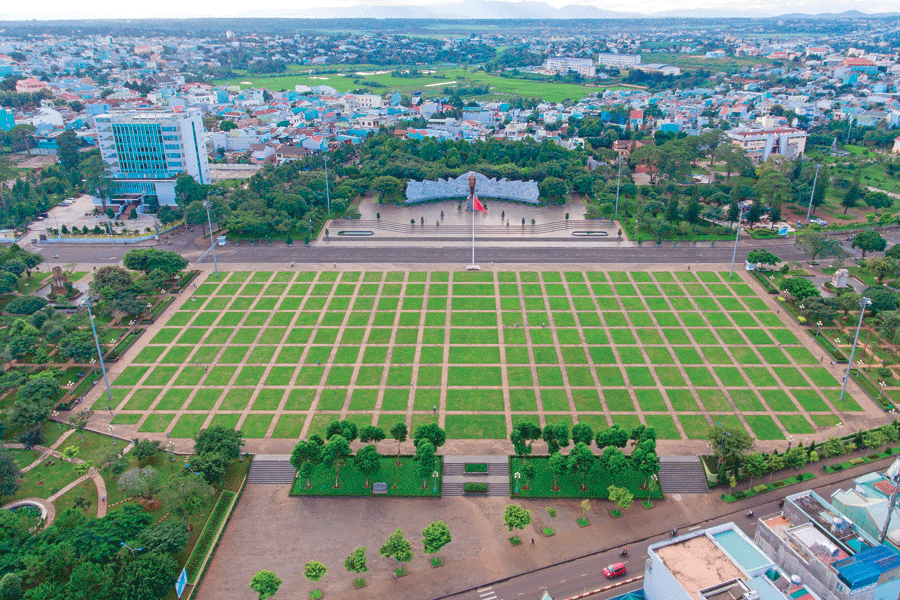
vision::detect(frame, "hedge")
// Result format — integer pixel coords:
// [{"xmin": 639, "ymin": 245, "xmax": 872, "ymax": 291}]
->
[
  {"xmin": 185, "ymin": 491, "xmax": 234, "ymax": 585},
  {"xmin": 464, "ymin": 482, "xmax": 488, "ymax": 494},
  {"xmin": 852, "ymin": 370, "xmax": 896, "ymax": 411},
  {"xmin": 105, "ymin": 329, "xmax": 144, "ymax": 362},
  {"xmin": 721, "ymin": 472, "xmax": 816, "ymax": 503},
  {"xmin": 808, "ymin": 330, "xmax": 848, "ymax": 363},
  {"xmin": 140, "ymin": 296, "xmax": 174, "ymax": 324},
  {"xmin": 751, "ymin": 271, "xmax": 779, "ymax": 294},
  {"xmin": 823, "ymin": 447, "xmax": 897, "ymax": 473},
  {"xmin": 464, "ymin": 463, "xmax": 488, "ymax": 473}
]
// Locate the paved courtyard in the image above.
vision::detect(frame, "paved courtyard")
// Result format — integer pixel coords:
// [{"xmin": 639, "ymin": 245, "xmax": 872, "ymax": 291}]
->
[{"xmin": 89, "ymin": 266, "xmax": 876, "ymax": 455}]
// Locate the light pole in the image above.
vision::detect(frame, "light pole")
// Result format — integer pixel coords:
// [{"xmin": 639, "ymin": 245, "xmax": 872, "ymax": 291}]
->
[
  {"xmin": 204, "ymin": 201, "xmax": 218, "ymax": 278},
  {"xmin": 120, "ymin": 542, "xmax": 143, "ymax": 558},
  {"xmin": 879, "ymin": 381, "xmax": 886, "ymax": 401},
  {"xmin": 805, "ymin": 164, "xmax": 821, "ymax": 225},
  {"xmin": 614, "ymin": 157, "xmax": 623, "ymax": 221},
  {"xmin": 432, "ymin": 470, "xmax": 439, "ymax": 493},
  {"xmin": 841, "ymin": 296, "xmax": 872, "ymax": 403},
  {"xmin": 86, "ymin": 298, "xmax": 113, "ymax": 404},
  {"xmin": 51, "ymin": 410, "xmax": 60, "ymax": 429},
  {"xmin": 514, "ymin": 471, "xmax": 521, "ymax": 494},
  {"xmin": 323, "ymin": 154, "xmax": 331, "ymax": 219},
  {"xmin": 729, "ymin": 222, "xmax": 742, "ymax": 278},
  {"xmin": 715, "ymin": 421, "xmax": 731, "ymax": 470},
  {"xmin": 108, "ymin": 425, "xmax": 116, "ymax": 446}
]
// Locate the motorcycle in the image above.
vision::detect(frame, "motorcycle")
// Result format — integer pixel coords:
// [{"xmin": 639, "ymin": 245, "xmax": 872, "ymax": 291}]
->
[
  {"xmin": 746, "ymin": 510, "xmax": 754, "ymax": 518},
  {"xmin": 619, "ymin": 548, "xmax": 628, "ymax": 557}
]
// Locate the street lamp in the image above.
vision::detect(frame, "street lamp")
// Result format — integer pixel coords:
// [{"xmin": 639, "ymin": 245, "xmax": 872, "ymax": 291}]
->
[
  {"xmin": 841, "ymin": 296, "xmax": 872, "ymax": 403},
  {"xmin": 816, "ymin": 321, "xmax": 823, "ymax": 337},
  {"xmin": 432, "ymin": 470, "xmax": 439, "ymax": 493},
  {"xmin": 729, "ymin": 222, "xmax": 742, "ymax": 279},
  {"xmin": 614, "ymin": 157, "xmax": 623, "ymax": 221},
  {"xmin": 514, "ymin": 471, "xmax": 521, "ymax": 494},
  {"xmin": 51, "ymin": 411, "xmax": 60, "ymax": 430},
  {"xmin": 879, "ymin": 381, "xmax": 887, "ymax": 401},
  {"xmin": 805, "ymin": 164, "xmax": 821, "ymax": 225},
  {"xmin": 108, "ymin": 425, "xmax": 116, "ymax": 446},
  {"xmin": 204, "ymin": 201, "xmax": 218, "ymax": 278},
  {"xmin": 323, "ymin": 154, "xmax": 331, "ymax": 219},
  {"xmin": 715, "ymin": 422, "xmax": 731, "ymax": 469},
  {"xmin": 120, "ymin": 542, "xmax": 143, "ymax": 558},
  {"xmin": 86, "ymin": 298, "xmax": 113, "ymax": 404}
]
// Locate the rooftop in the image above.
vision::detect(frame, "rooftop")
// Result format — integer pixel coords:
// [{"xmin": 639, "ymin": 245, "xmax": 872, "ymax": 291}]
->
[{"xmin": 655, "ymin": 535, "xmax": 745, "ymax": 597}]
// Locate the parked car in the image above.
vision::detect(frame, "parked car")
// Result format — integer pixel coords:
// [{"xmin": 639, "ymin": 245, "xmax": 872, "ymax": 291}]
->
[
  {"xmin": 810, "ymin": 218, "xmax": 828, "ymax": 226},
  {"xmin": 603, "ymin": 563, "xmax": 627, "ymax": 579}
]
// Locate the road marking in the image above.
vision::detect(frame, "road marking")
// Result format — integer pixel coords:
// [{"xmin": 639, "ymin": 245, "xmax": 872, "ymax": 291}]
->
[
  {"xmin": 581, "ymin": 573, "xmax": 587, "ymax": 577},
  {"xmin": 559, "ymin": 579, "xmax": 566, "ymax": 583},
  {"xmin": 688, "ymin": 525, "xmax": 701, "ymax": 531}
]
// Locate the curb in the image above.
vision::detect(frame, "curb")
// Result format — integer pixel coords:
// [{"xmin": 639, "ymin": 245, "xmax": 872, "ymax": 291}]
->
[{"xmin": 567, "ymin": 575, "xmax": 644, "ymax": 599}]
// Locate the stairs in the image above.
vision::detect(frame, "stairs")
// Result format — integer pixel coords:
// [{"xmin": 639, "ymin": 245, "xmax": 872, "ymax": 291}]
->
[
  {"xmin": 330, "ymin": 219, "xmax": 605, "ymax": 236},
  {"xmin": 247, "ymin": 455, "xmax": 295, "ymax": 485},
  {"xmin": 658, "ymin": 456, "xmax": 710, "ymax": 494},
  {"xmin": 442, "ymin": 455, "xmax": 510, "ymax": 497}
]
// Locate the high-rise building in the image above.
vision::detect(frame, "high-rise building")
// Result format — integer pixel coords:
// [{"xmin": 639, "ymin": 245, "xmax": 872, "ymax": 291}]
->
[{"xmin": 95, "ymin": 108, "xmax": 209, "ymax": 207}]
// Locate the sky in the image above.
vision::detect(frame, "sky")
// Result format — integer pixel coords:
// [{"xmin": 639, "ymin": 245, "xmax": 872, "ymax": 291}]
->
[{"xmin": 0, "ymin": 0, "xmax": 897, "ymax": 20}]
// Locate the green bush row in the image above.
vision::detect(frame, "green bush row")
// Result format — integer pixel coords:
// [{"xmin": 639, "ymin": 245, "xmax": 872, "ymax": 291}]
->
[
  {"xmin": 823, "ymin": 448, "xmax": 896, "ymax": 473},
  {"xmin": 807, "ymin": 330, "xmax": 848, "ymax": 363},
  {"xmin": 751, "ymin": 271, "xmax": 779, "ymax": 294},
  {"xmin": 464, "ymin": 482, "xmax": 488, "ymax": 494},
  {"xmin": 722, "ymin": 472, "xmax": 816, "ymax": 503},
  {"xmin": 141, "ymin": 296, "xmax": 173, "ymax": 324},
  {"xmin": 105, "ymin": 330, "xmax": 144, "ymax": 362},
  {"xmin": 852, "ymin": 370, "xmax": 895, "ymax": 410},
  {"xmin": 464, "ymin": 463, "xmax": 488, "ymax": 473},
  {"xmin": 186, "ymin": 491, "xmax": 235, "ymax": 584}
]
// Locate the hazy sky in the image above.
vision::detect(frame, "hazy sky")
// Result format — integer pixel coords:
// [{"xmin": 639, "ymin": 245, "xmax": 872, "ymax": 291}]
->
[{"xmin": 0, "ymin": 0, "xmax": 895, "ymax": 20}]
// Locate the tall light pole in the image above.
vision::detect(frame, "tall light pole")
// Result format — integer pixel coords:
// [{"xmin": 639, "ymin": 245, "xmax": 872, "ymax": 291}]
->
[
  {"xmin": 86, "ymin": 298, "xmax": 113, "ymax": 404},
  {"xmin": 614, "ymin": 157, "xmax": 623, "ymax": 221},
  {"xmin": 204, "ymin": 201, "xmax": 218, "ymax": 278},
  {"xmin": 841, "ymin": 296, "xmax": 872, "ymax": 403},
  {"xmin": 323, "ymin": 154, "xmax": 331, "ymax": 219},
  {"xmin": 805, "ymin": 164, "xmax": 821, "ymax": 225},
  {"xmin": 846, "ymin": 115, "xmax": 854, "ymax": 144},
  {"xmin": 729, "ymin": 222, "xmax": 742, "ymax": 278}
]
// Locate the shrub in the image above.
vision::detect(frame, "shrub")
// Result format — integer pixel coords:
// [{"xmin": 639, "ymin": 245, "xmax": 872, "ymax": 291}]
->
[
  {"xmin": 464, "ymin": 463, "xmax": 487, "ymax": 473},
  {"xmin": 464, "ymin": 482, "xmax": 487, "ymax": 494},
  {"xmin": 753, "ymin": 484, "xmax": 768, "ymax": 493},
  {"xmin": 546, "ymin": 507, "xmax": 557, "ymax": 518}
]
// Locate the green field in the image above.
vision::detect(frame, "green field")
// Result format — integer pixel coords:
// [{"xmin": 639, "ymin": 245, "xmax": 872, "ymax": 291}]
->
[
  {"xmin": 214, "ymin": 65, "xmax": 627, "ymax": 103},
  {"xmin": 106, "ymin": 268, "xmax": 857, "ymax": 443}
]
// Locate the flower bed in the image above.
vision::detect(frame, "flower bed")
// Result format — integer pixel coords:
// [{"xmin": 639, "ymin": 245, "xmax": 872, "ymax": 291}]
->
[
  {"xmin": 823, "ymin": 448, "xmax": 896, "ymax": 473},
  {"xmin": 464, "ymin": 482, "xmax": 488, "ymax": 494},
  {"xmin": 721, "ymin": 472, "xmax": 816, "ymax": 503}
]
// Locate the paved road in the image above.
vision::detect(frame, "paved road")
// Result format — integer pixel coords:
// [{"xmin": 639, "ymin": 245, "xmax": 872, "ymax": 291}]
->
[{"xmin": 442, "ymin": 470, "xmax": 885, "ymax": 600}]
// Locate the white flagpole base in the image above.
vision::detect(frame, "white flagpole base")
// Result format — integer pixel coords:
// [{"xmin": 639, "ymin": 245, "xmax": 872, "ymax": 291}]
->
[{"xmin": 466, "ymin": 265, "xmax": 481, "ymax": 271}]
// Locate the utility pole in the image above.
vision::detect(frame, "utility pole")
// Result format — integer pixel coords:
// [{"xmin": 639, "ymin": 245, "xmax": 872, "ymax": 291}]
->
[
  {"xmin": 805, "ymin": 164, "xmax": 821, "ymax": 225},
  {"xmin": 841, "ymin": 297, "xmax": 872, "ymax": 403},
  {"xmin": 86, "ymin": 298, "xmax": 113, "ymax": 404},
  {"xmin": 614, "ymin": 157, "xmax": 622, "ymax": 221},
  {"xmin": 204, "ymin": 201, "xmax": 218, "ymax": 277},
  {"xmin": 323, "ymin": 154, "xmax": 331, "ymax": 219}
]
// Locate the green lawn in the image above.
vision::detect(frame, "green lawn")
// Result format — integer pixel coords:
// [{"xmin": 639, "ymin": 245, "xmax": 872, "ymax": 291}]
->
[
  {"xmin": 289, "ymin": 455, "xmax": 443, "ymax": 497},
  {"xmin": 509, "ymin": 455, "xmax": 663, "ymax": 500}
]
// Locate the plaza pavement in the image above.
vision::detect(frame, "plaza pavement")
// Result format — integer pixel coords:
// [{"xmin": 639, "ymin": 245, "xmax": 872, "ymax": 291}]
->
[{"xmin": 77, "ymin": 262, "xmax": 887, "ymax": 459}]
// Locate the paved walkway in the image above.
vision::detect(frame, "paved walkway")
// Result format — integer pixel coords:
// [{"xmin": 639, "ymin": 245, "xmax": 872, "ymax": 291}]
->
[{"xmin": 77, "ymin": 263, "xmax": 883, "ymax": 458}]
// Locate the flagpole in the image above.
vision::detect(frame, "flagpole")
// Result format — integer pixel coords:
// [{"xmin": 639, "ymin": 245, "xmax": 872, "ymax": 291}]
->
[{"xmin": 471, "ymin": 194, "xmax": 475, "ymax": 266}]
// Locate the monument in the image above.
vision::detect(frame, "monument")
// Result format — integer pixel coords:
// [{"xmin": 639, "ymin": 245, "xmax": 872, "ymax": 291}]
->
[
  {"xmin": 50, "ymin": 266, "xmax": 70, "ymax": 298},
  {"xmin": 405, "ymin": 172, "xmax": 540, "ymax": 205},
  {"xmin": 832, "ymin": 269, "xmax": 849, "ymax": 288},
  {"xmin": 465, "ymin": 171, "xmax": 477, "ymax": 211}
]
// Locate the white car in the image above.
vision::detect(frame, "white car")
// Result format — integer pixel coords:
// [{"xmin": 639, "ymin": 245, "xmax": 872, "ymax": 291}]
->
[{"xmin": 810, "ymin": 218, "xmax": 828, "ymax": 226}]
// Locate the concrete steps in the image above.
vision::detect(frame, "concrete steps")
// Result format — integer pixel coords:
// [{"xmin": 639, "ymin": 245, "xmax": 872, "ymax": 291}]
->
[
  {"xmin": 442, "ymin": 455, "xmax": 510, "ymax": 497},
  {"xmin": 658, "ymin": 456, "xmax": 710, "ymax": 494},
  {"xmin": 247, "ymin": 455, "xmax": 294, "ymax": 485}
]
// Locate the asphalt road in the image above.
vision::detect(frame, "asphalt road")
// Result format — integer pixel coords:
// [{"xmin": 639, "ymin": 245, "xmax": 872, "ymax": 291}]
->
[{"xmin": 441, "ymin": 471, "xmax": 884, "ymax": 600}]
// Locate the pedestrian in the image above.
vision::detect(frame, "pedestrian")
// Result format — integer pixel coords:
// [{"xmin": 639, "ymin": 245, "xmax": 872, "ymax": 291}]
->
[
  {"xmin": 531, "ymin": 538, "xmax": 535, "ymax": 546},
  {"xmin": 100, "ymin": 495, "xmax": 105, "ymax": 502},
  {"xmin": 204, "ymin": 366, "xmax": 208, "ymax": 372},
  {"xmin": 688, "ymin": 265, "xmax": 690, "ymax": 270},
  {"xmin": 433, "ymin": 405, "xmax": 437, "ymax": 413},
  {"xmin": 166, "ymin": 433, "xmax": 169, "ymax": 439}
]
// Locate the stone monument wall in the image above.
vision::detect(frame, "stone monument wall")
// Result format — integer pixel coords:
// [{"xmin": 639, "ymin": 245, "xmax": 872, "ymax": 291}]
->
[{"xmin": 405, "ymin": 172, "xmax": 540, "ymax": 205}]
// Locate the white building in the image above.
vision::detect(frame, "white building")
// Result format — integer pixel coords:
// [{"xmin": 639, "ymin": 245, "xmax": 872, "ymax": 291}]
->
[
  {"xmin": 544, "ymin": 57, "xmax": 596, "ymax": 78},
  {"xmin": 597, "ymin": 53, "xmax": 641, "ymax": 68},
  {"xmin": 96, "ymin": 108, "xmax": 210, "ymax": 207},
  {"xmin": 726, "ymin": 125, "xmax": 808, "ymax": 163},
  {"xmin": 347, "ymin": 93, "xmax": 384, "ymax": 109}
]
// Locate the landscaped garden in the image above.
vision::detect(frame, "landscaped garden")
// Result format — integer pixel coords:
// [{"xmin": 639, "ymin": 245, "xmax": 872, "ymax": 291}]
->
[{"xmin": 105, "ymin": 268, "xmax": 859, "ymax": 443}]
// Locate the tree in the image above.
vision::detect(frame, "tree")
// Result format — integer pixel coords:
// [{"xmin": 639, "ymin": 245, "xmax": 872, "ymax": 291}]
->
[
  {"xmin": 56, "ymin": 129, "xmax": 81, "ymax": 171},
  {"xmin": 122, "ymin": 248, "xmax": 188, "ymax": 275},
  {"xmin": 0, "ymin": 450, "xmax": 21, "ymax": 498},
  {"xmin": 747, "ymin": 249, "xmax": 780, "ymax": 269},
  {"xmin": 512, "ymin": 421, "xmax": 542, "ymax": 456},
  {"xmin": 132, "ymin": 439, "xmax": 162, "ymax": 465},
  {"xmin": 503, "ymin": 504, "xmax": 532, "ymax": 532},
  {"xmin": 631, "ymin": 440, "xmax": 660, "ymax": 500},
  {"xmin": 137, "ymin": 521, "xmax": 189, "ymax": 555},
  {"xmin": 549, "ymin": 451, "xmax": 568, "ymax": 491},
  {"xmin": 118, "ymin": 467, "xmax": 162, "ymax": 500},
  {"xmin": 188, "ymin": 452, "xmax": 228, "ymax": 485},
  {"xmin": 390, "ymin": 422, "xmax": 408, "ymax": 465},
  {"xmin": 607, "ymin": 485, "xmax": 635, "ymax": 513},
  {"xmin": 326, "ymin": 419, "xmax": 359, "ymax": 444},
  {"xmin": 795, "ymin": 231, "xmax": 843, "ymax": 262},
  {"xmin": 868, "ymin": 258, "xmax": 900, "ymax": 283},
  {"xmin": 742, "ymin": 453, "xmax": 767, "ymax": 491},
  {"xmin": 802, "ymin": 298, "xmax": 837, "ymax": 334},
  {"xmin": 567, "ymin": 443, "xmax": 595, "ymax": 491},
  {"xmin": 784, "ymin": 446, "xmax": 808, "ymax": 471},
  {"xmin": 780, "ymin": 277, "xmax": 820, "ymax": 302},
  {"xmin": 745, "ymin": 202, "xmax": 762, "ymax": 229},
  {"xmin": 664, "ymin": 197, "xmax": 679, "ymax": 223},
  {"xmin": 727, "ymin": 200, "xmax": 740, "ymax": 226},
  {"xmin": 413, "ymin": 422, "xmax": 446, "ymax": 450},
  {"xmin": 686, "ymin": 196, "xmax": 701, "ymax": 224},
  {"xmin": 304, "ymin": 561, "xmax": 327, "ymax": 584},
  {"xmin": 194, "ymin": 426, "xmax": 244, "ymax": 461},
  {"xmin": 359, "ymin": 425, "xmax": 385, "ymax": 447},
  {"xmin": 415, "ymin": 441, "xmax": 436, "ymax": 489},
  {"xmin": 11, "ymin": 372, "xmax": 61, "ymax": 428},
  {"xmin": 323, "ymin": 435, "xmax": 351, "ymax": 488},
  {"xmin": 344, "ymin": 546, "xmax": 368, "ymax": 576},
  {"xmin": 371, "ymin": 175, "xmax": 404, "ymax": 201},
  {"xmin": 290, "ymin": 440, "xmax": 323, "ymax": 489},
  {"xmin": 707, "ymin": 424, "xmax": 753, "ymax": 472},
  {"xmin": 865, "ymin": 286, "xmax": 897, "ymax": 314},
  {"xmin": 571, "ymin": 423, "xmax": 594, "ymax": 446},
  {"xmin": 249, "ymin": 570, "xmax": 282, "ymax": 600},
  {"xmin": 542, "ymin": 422, "xmax": 570, "ymax": 454},
  {"xmin": 119, "ymin": 552, "xmax": 178, "ymax": 600},
  {"xmin": 599, "ymin": 446, "xmax": 628, "ymax": 478},
  {"xmin": 422, "ymin": 521, "xmax": 452, "ymax": 556},
  {"xmin": 379, "ymin": 528, "xmax": 414, "ymax": 570},
  {"xmin": 842, "ymin": 170, "xmax": 863, "ymax": 214},
  {"xmin": 852, "ymin": 231, "xmax": 887, "ymax": 258},
  {"xmin": 595, "ymin": 424, "xmax": 629, "ymax": 449},
  {"xmin": 822, "ymin": 437, "xmax": 845, "ymax": 459},
  {"xmin": 0, "ymin": 574, "xmax": 23, "ymax": 600},
  {"xmin": 354, "ymin": 444, "xmax": 382, "ymax": 488}
]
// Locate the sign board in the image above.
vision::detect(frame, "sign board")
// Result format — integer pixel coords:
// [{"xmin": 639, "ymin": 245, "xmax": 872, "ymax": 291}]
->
[
  {"xmin": 744, "ymin": 261, "xmax": 755, "ymax": 271},
  {"xmin": 175, "ymin": 568, "xmax": 188, "ymax": 598},
  {"xmin": 778, "ymin": 227, "xmax": 789, "ymax": 236},
  {"xmin": 540, "ymin": 591, "xmax": 554, "ymax": 600},
  {"xmin": 373, "ymin": 482, "xmax": 387, "ymax": 494}
]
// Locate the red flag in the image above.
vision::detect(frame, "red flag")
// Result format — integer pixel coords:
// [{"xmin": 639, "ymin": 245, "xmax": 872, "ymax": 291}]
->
[{"xmin": 472, "ymin": 195, "xmax": 487, "ymax": 213}]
